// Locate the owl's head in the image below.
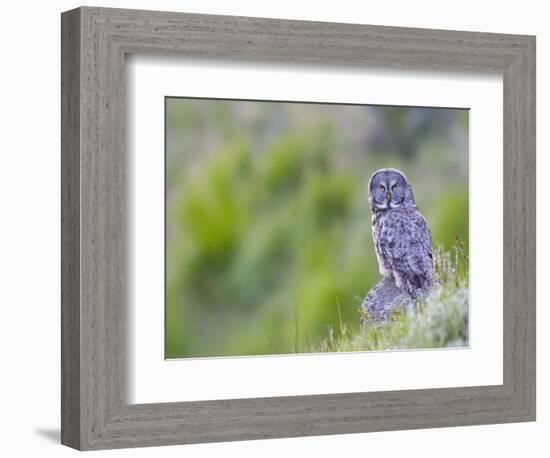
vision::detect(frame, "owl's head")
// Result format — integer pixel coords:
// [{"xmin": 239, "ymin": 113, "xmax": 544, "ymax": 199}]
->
[{"xmin": 368, "ymin": 168, "xmax": 415, "ymax": 212}]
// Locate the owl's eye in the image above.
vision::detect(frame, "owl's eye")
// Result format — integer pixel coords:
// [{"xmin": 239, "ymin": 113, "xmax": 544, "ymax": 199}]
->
[
  {"xmin": 379, "ymin": 185, "xmax": 385, "ymax": 192},
  {"xmin": 392, "ymin": 184, "xmax": 398, "ymax": 192}
]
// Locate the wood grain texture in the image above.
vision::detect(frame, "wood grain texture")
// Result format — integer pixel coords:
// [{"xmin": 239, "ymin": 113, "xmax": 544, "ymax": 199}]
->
[
  {"xmin": 60, "ymin": 7, "xmax": 81, "ymax": 449},
  {"xmin": 60, "ymin": 6, "xmax": 536, "ymax": 450}
]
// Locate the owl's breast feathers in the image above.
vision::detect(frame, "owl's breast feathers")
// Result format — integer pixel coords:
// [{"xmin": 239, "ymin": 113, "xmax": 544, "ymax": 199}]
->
[{"xmin": 373, "ymin": 205, "xmax": 433, "ymax": 297}]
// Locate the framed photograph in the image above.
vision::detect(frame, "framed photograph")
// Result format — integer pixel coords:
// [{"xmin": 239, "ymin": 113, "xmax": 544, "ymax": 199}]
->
[{"xmin": 61, "ymin": 6, "xmax": 535, "ymax": 450}]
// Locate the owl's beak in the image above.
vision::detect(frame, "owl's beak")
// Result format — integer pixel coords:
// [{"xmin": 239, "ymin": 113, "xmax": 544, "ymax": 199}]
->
[{"xmin": 386, "ymin": 192, "xmax": 392, "ymax": 204}]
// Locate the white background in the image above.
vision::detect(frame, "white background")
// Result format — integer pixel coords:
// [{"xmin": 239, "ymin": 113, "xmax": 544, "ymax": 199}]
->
[
  {"xmin": 0, "ymin": 0, "xmax": 546, "ymax": 457},
  {"xmin": 129, "ymin": 59, "xmax": 503, "ymax": 403}
]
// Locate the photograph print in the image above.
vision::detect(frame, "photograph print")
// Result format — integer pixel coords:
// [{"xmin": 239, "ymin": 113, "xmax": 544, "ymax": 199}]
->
[{"xmin": 165, "ymin": 98, "xmax": 469, "ymax": 359}]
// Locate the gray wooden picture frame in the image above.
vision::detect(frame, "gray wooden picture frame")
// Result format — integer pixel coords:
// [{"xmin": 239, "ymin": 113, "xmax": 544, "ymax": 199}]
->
[{"xmin": 61, "ymin": 6, "xmax": 536, "ymax": 451}]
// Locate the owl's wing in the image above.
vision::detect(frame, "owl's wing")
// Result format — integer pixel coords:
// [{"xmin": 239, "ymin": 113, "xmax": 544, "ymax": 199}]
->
[{"xmin": 378, "ymin": 209, "xmax": 433, "ymax": 292}]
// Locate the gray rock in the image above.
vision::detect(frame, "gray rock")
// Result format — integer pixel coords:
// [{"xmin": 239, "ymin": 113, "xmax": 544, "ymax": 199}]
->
[{"xmin": 361, "ymin": 277, "xmax": 413, "ymax": 322}]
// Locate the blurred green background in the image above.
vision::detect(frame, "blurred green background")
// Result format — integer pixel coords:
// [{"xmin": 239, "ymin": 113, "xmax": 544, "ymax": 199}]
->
[{"xmin": 165, "ymin": 98, "xmax": 469, "ymax": 358}]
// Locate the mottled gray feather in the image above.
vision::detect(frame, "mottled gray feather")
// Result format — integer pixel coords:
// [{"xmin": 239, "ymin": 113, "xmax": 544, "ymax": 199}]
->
[{"xmin": 374, "ymin": 206, "xmax": 433, "ymax": 297}]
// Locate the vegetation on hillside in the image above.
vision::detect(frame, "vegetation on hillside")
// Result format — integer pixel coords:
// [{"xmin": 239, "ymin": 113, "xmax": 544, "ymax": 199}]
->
[{"xmin": 318, "ymin": 244, "xmax": 469, "ymax": 353}]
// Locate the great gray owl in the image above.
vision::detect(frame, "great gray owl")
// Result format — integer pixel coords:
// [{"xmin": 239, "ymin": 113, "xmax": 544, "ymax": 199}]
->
[{"xmin": 368, "ymin": 168, "xmax": 433, "ymax": 298}]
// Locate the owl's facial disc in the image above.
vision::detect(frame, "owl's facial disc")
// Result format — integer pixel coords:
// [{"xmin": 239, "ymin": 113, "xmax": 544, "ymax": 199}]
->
[
  {"xmin": 388, "ymin": 177, "xmax": 406, "ymax": 208},
  {"xmin": 371, "ymin": 177, "xmax": 389, "ymax": 209},
  {"xmin": 369, "ymin": 169, "xmax": 411, "ymax": 211}
]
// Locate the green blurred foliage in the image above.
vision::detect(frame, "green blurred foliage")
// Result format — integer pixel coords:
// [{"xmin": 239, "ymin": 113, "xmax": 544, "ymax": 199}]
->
[{"xmin": 165, "ymin": 99, "xmax": 469, "ymax": 358}]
